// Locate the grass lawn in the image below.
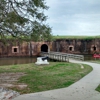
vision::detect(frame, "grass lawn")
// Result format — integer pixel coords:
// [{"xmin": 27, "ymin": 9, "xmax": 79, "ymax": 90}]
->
[
  {"xmin": 96, "ymin": 85, "xmax": 100, "ymax": 92},
  {"xmin": 0, "ymin": 62, "xmax": 92, "ymax": 94}
]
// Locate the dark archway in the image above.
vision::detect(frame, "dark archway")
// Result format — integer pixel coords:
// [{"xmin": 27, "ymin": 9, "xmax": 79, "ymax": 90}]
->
[
  {"xmin": 93, "ymin": 46, "xmax": 96, "ymax": 51},
  {"xmin": 41, "ymin": 44, "xmax": 48, "ymax": 52},
  {"xmin": 69, "ymin": 47, "xmax": 73, "ymax": 51}
]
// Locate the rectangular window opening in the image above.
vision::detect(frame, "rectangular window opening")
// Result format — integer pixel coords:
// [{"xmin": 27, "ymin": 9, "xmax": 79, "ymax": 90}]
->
[
  {"xmin": 93, "ymin": 46, "xmax": 96, "ymax": 51},
  {"xmin": 69, "ymin": 47, "xmax": 73, "ymax": 51},
  {"xmin": 14, "ymin": 48, "xmax": 17, "ymax": 53},
  {"xmin": 12, "ymin": 46, "xmax": 19, "ymax": 53}
]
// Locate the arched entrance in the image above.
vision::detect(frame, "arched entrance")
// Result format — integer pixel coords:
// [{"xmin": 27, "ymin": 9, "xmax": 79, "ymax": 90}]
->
[
  {"xmin": 41, "ymin": 44, "xmax": 48, "ymax": 52},
  {"xmin": 93, "ymin": 46, "xmax": 96, "ymax": 51},
  {"xmin": 69, "ymin": 45, "xmax": 74, "ymax": 52}
]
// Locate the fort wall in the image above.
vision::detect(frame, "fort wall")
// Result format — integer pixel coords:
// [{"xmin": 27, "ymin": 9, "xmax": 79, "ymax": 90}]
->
[
  {"xmin": 0, "ymin": 39, "xmax": 100, "ymax": 57},
  {"xmin": 53, "ymin": 39, "xmax": 100, "ymax": 54}
]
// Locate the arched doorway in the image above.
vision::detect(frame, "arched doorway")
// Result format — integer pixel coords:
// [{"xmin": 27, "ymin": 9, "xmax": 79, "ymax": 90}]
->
[
  {"xmin": 93, "ymin": 46, "xmax": 96, "ymax": 51},
  {"xmin": 69, "ymin": 45, "xmax": 74, "ymax": 52},
  {"xmin": 41, "ymin": 44, "xmax": 48, "ymax": 52}
]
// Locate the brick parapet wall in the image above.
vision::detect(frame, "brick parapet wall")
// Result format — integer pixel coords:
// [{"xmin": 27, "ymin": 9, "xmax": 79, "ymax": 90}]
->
[{"xmin": 0, "ymin": 39, "xmax": 100, "ymax": 57}]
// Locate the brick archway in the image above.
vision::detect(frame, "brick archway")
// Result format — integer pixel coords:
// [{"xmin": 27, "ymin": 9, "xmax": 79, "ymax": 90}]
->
[{"xmin": 41, "ymin": 44, "xmax": 48, "ymax": 52}]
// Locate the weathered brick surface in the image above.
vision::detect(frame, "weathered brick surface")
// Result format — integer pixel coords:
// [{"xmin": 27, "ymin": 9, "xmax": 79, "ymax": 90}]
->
[{"xmin": 0, "ymin": 39, "xmax": 100, "ymax": 57}]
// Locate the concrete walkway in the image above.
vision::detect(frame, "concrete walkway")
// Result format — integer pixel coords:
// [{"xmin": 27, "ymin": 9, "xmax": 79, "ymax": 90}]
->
[{"xmin": 13, "ymin": 60, "xmax": 100, "ymax": 100}]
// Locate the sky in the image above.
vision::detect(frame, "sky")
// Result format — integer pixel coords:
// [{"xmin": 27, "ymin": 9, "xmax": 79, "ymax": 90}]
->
[{"xmin": 45, "ymin": 0, "xmax": 100, "ymax": 36}]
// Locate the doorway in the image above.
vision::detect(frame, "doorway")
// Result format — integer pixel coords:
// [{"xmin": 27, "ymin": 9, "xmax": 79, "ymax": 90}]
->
[
  {"xmin": 92, "ymin": 46, "xmax": 96, "ymax": 51},
  {"xmin": 41, "ymin": 44, "xmax": 48, "ymax": 52}
]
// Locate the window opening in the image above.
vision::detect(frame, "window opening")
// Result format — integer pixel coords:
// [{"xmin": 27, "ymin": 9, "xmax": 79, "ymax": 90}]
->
[
  {"xmin": 14, "ymin": 48, "xmax": 17, "ymax": 53},
  {"xmin": 69, "ymin": 47, "xmax": 73, "ymax": 51},
  {"xmin": 12, "ymin": 46, "xmax": 19, "ymax": 53},
  {"xmin": 69, "ymin": 46, "xmax": 74, "ymax": 51},
  {"xmin": 93, "ymin": 46, "xmax": 96, "ymax": 51}
]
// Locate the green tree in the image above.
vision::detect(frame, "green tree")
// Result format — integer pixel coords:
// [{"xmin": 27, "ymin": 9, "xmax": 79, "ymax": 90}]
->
[
  {"xmin": 31, "ymin": 22, "xmax": 52, "ymax": 41},
  {"xmin": 0, "ymin": 0, "xmax": 52, "ymax": 41}
]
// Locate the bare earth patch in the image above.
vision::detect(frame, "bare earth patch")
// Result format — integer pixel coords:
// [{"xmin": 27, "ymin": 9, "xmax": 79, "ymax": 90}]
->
[{"xmin": 0, "ymin": 72, "xmax": 27, "ymax": 89}]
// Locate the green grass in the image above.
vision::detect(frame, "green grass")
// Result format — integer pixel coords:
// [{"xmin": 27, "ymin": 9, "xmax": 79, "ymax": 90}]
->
[
  {"xmin": 96, "ymin": 85, "xmax": 100, "ymax": 92},
  {"xmin": 0, "ymin": 62, "xmax": 92, "ymax": 94},
  {"xmin": 1, "ymin": 35, "xmax": 100, "ymax": 42},
  {"xmin": 53, "ymin": 35, "xmax": 100, "ymax": 40}
]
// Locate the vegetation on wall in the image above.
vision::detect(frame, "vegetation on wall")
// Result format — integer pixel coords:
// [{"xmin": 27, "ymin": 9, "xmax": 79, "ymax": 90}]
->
[{"xmin": 53, "ymin": 35, "xmax": 100, "ymax": 40}]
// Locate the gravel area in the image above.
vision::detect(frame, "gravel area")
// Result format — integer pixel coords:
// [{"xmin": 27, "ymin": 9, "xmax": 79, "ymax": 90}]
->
[
  {"xmin": 0, "ymin": 87, "xmax": 20, "ymax": 100},
  {"xmin": 0, "ymin": 72, "xmax": 27, "ymax": 100}
]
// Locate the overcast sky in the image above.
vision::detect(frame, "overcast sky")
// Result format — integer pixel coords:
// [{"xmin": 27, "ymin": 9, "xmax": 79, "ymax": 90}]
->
[{"xmin": 45, "ymin": 0, "xmax": 100, "ymax": 36}]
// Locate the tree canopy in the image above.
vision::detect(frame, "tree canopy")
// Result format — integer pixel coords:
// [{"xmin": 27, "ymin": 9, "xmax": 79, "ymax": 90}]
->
[{"xmin": 0, "ymin": 0, "xmax": 52, "ymax": 41}]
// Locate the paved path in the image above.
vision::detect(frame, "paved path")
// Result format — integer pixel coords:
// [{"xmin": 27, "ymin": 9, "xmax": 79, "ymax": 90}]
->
[{"xmin": 13, "ymin": 60, "xmax": 100, "ymax": 100}]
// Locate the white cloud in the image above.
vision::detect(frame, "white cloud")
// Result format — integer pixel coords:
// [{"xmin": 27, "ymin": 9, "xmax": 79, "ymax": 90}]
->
[{"xmin": 45, "ymin": 0, "xmax": 100, "ymax": 36}]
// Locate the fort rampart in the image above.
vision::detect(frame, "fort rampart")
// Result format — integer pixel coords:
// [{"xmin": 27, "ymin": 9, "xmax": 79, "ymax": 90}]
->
[{"xmin": 0, "ymin": 39, "xmax": 100, "ymax": 57}]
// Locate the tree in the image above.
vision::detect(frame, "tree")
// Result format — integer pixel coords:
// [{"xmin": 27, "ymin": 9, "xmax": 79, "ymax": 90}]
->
[
  {"xmin": 31, "ymin": 22, "xmax": 52, "ymax": 41},
  {"xmin": 0, "ymin": 0, "xmax": 52, "ymax": 41}
]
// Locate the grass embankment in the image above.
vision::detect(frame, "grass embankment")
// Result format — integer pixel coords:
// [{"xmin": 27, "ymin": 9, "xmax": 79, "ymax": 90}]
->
[
  {"xmin": 0, "ymin": 62, "xmax": 92, "ymax": 94},
  {"xmin": 53, "ymin": 35, "xmax": 100, "ymax": 40}
]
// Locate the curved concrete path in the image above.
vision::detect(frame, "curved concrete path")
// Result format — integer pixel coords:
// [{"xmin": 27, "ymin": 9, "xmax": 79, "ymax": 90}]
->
[{"xmin": 13, "ymin": 60, "xmax": 100, "ymax": 100}]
